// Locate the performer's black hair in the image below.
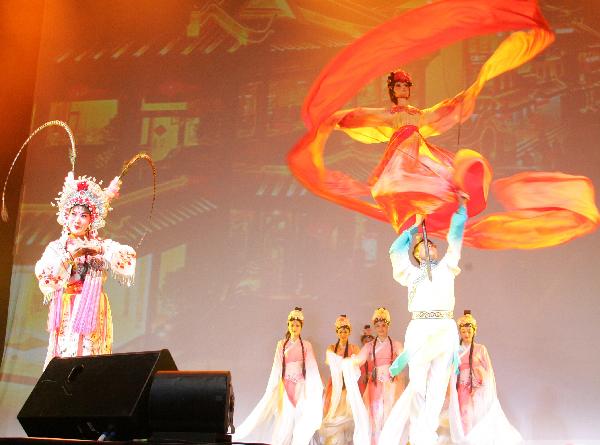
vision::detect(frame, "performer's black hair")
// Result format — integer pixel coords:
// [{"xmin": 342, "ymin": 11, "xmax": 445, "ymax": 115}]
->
[
  {"xmin": 333, "ymin": 338, "xmax": 350, "ymax": 389},
  {"xmin": 334, "ymin": 339, "xmax": 350, "ymax": 359},
  {"xmin": 69, "ymin": 203, "xmax": 91, "ymax": 213},
  {"xmin": 467, "ymin": 334, "xmax": 475, "ymax": 393},
  {"xmin": 458, "ymin": 323, "xmax": 476, "ymax": 394}
]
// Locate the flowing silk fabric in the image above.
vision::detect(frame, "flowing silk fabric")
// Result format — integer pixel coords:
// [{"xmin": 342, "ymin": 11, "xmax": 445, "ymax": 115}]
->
[
  {"xmin": 288, "ymin": 0, "xmax": 599, "ymax": 248},
  {"xmin": 321, "ymin": 350, "xmax": 354, "ymax": 445},
  {"xmin": 341, "ymin": 358, "xmax": 371, "ymax": 445},
  {"xmin": 437, "ymin": 345, "xmax": 522, "ymax": 445},
  {"xmin": 234, "ymin": 339, "xmax": 323, "ymax": 445}
]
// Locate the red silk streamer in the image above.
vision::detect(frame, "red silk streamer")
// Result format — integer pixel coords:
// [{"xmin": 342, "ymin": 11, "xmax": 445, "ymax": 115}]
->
[{"xmin": 288, "ymin": 0, "xmax": 599, "ymax": 248}]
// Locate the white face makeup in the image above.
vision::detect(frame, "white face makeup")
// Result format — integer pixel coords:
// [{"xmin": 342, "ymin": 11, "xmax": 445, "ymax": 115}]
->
[{"xmin": 67, "ymin": 205, "xmax": 91, "ymax": 237}]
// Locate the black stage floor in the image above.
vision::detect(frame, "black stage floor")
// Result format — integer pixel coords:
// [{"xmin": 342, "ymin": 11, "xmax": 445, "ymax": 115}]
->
[{"xmin": 0, "ymin": 439, "xmax": 268, "ymax": 445}]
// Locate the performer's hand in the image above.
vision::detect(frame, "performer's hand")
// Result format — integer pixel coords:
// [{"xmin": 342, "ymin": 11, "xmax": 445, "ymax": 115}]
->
[
  {"xmin": 69, "ymin": 241, "xmax": 103, "ymax": 258},
  {"xmin": 71, "ymin": 247, "xmax": 97, "ymax": 258},
  {"xmin": 457, "ymin": 190, "xmax": 470, "ymax": 205},
  {"xmin": 413, "ymin": 214, "xmax": 425, "ymax": 228}
]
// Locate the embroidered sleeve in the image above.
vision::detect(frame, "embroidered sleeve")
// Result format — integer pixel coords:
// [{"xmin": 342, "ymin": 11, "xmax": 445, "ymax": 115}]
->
[
  {"xmin": 102, "ymin": 239, "xmax": 136, "ymax": 286},
  {"xmin": 389, "ymin": 225, "xmax": 419, "ymax": 286},
  {"xmin": 34, "ymin": 241, "xmax": 72, "ymax": 304}
]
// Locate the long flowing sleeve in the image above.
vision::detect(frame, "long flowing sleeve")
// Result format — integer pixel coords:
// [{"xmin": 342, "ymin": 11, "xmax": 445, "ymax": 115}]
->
[
  {"xmin": 292, "ymin": 340, "xmax": 323, "ymax": 445},
  {"xmin": 475, "ymin": 344, "xmax": 492, "ymax": 386},
  {"xmin": 342, "ymin": 356, "xmax": 370, "ymax": 445},
  {"xmin": 443, "ymin": 205, "xmax": 467, "ymax": 274},
  {"xmin": 235, "ymin": 341, "xmax": 284, "ymax": 440},
  {"xmin": 324, "ymin": 349, "xmax": 343, "ymax": 420},
  {"xmin": 389, "ymin": 225, "xmax": 419, "ymax": 286},
  {"xmin": 462, "ymin": 344, "xmax": 522, "ymax": 445},
  {"xmin": 475, "ymin": 344, "xmax": 497, "ymax": 414},
  {"xmin": 34, "ymin": 240, "xmax": 72, "ymax": 304},
  {"xmin": 102, "ymin": 239, "xmax": 136, "ymax": 286}
]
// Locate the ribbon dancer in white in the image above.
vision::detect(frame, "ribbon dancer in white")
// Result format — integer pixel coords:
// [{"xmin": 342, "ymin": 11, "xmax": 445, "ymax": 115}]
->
[{"xmin": 379, "ymin": 191, "xmax": 468, "ymax": 445}]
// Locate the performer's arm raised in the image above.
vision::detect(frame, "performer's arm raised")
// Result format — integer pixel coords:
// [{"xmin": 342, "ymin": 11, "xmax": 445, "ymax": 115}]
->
[
  {"xmin": 444, "ymin": 197, "xmax": 468, "ymax": 274},
  {"xmin": 389, "ymin": 218, "xmax": 421, "ymax": 286}
]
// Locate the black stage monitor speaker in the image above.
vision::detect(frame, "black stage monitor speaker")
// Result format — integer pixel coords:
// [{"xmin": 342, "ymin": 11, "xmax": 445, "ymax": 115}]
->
[
  {"xmin": 149, "ymin": 371, "xmax": 234, "ymax": 437},
  {"xmin": 17, "ymin": 349, "xmax": 177, "ymax": 440}
]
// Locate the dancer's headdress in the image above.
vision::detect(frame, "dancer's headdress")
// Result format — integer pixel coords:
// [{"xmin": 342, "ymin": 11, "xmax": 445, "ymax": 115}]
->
[
  {"xmin": 335, "ymin": 314, "xmax": 351, "ymax": 332},
  {"xmin": 388, "ymin": 69, "xmax": 413, "ymax": 86},
  {"xmin": 372, "ymin": 307, "xmax": 391, "ymax": 325},
  {"xmin": 53, "ymin": 172, "xmax": 119, "ymax": 232},
  {"xmin": 2, "ymin": 121, "xmax": 156, "ymax": 246},
  {"xmin": 288, "ymin": 307, "xmax": 304, "ymax": 322},
  {"xmin": 457, "ymin": 310, "xmax": 477, "ymax": 333}
]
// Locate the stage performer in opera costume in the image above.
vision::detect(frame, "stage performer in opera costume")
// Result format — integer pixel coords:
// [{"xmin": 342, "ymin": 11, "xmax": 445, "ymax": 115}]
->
[
  {"xmin": 319, "ymin": 315, "xmax": 361, "ymax": 445},
  {"xmin": 2, "ymin": 120, "xmax": 157, "ymax": 369},
  {"xmin": 451, "ymin": 310, "xmax": 522, "ymax": 445},
  {"xmin": 235, "ymin": 307, "xmax": 323, "ymax": 445},
  {"xmin": 340, "ymin": 307, "xmax": 405, "ymax": 445}
]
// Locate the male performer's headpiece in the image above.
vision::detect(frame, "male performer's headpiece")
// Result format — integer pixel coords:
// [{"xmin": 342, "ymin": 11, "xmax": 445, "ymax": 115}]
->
[
  {"xmin": 457, "ymin": 310, "xmax": 477, "ymax": 333},
  {"xmin": 2, "ymin": 121, "xmax": 156, "ymax": 245},
  {"xmin": 335, "ymin": 314, "xmax": 351, "ymax": 332},
  {"xmin": 288, "ymin": 307, "xmax": 304, "ymax": 323},
  {"xmin": 372, "ymin": 307, "xmax": 391, "ymax": 325}
]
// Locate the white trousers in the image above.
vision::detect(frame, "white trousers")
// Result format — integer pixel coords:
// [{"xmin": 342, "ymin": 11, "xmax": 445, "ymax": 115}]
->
[{"xmin": 405, "ymin": 319, "xmax": 458, "ymax": 445}]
